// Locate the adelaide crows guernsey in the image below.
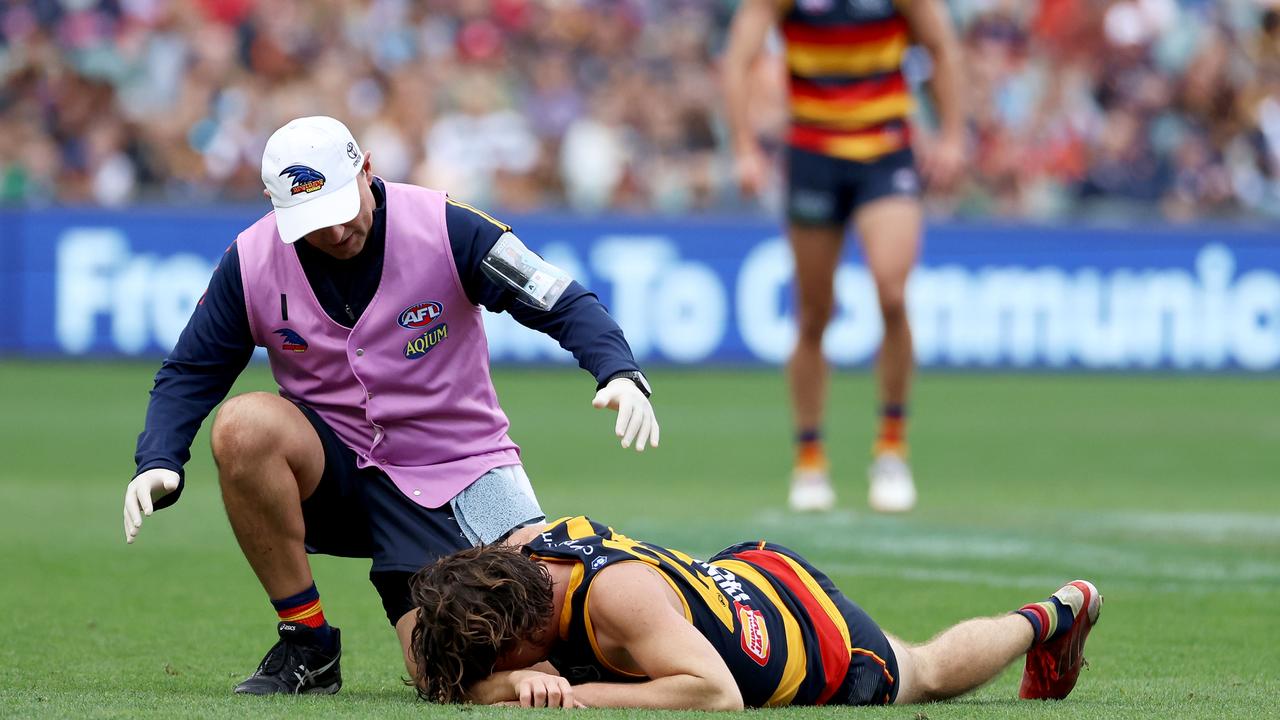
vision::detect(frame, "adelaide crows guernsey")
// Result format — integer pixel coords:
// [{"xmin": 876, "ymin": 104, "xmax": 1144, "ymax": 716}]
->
[
  {"xmin": 780, "ymin": 0, "xmax": 914, "ymax": 162},
  {"xmin": 523, "ymin": 516, "xmax": 896, "ymax": 707}
]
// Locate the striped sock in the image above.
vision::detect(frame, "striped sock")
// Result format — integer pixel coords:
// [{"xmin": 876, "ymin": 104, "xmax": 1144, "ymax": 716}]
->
[
  {"xmin": 795, "ymin": 429, "xmax": 826, "ymax": 469},
  {"xmin": 272, "ymin": 583, "xmax": 334, "ymax": 648},
  {"xmin": 1017, "ymin": 595, "xmax": 1075, "ymax": 645},
  {"xmin": 874, "ymin": 404, "xmax": 907, "ymax": 456}
]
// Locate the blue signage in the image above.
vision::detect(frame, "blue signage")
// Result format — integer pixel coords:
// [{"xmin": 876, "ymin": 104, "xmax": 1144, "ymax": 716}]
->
[{"xmin": 2, "ymin": 207, "xmax": 1278, "ymax": 371}]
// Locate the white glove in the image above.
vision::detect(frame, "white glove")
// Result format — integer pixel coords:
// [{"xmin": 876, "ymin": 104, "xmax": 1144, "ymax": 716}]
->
[
  {"xmin": 123, "ymin": 468, "xmax": 180, "ymax": 544},
  {"xmin": 592, "ymin": 377, "xmax": 660, "ymax": 452}
]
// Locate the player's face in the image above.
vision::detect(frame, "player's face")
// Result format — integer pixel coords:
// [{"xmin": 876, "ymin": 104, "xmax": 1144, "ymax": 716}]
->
[{"xmin": 301, "ymin": 155, "xmax": 376, "ymax": 260}]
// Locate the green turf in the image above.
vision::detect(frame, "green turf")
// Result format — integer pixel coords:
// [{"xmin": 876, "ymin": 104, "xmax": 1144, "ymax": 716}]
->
[{"xmin": 0, "ymin": 361, "xmax": 1276, "ymax": 719}]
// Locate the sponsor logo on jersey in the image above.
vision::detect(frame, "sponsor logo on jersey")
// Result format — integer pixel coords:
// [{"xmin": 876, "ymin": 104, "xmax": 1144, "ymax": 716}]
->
[
  {"xmin": 279, "ymin": 165, "xmax": 326, "ymax": 195},
  {"xmin": 273, "ymin": 327, "xmax": 309, "ymax": 352},
  {"xmin": 591, "ymin": 556, "xmax": 609, "ymax": 570},
  {"xmin": 398, "ymin": 301, "xmax": 444, "ymax": 329},
  {"xmin": 705, "ymin": 563, "xmax": 752, "ymax": 603},
  {"xmin": 404, "ymin": 323, "xmax": 449, "ymax": 359},
  {"xmin": 735, "ymin": 602, "xmax": 770, "ymax": 666}
]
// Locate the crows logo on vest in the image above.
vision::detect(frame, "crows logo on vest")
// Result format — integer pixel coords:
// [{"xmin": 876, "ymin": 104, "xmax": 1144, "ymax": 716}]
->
[
  {"xmin": 398, "ymin": 301, "xmax": 444, "ymax": 329},
  {"xmin": 273, "ymin": 328, "xmax": 309, "ymax": 352},
  {"xmin": 279, "ymin": 165, "xmax": 326, "ymax": 195},
  {"xmin": 404, "ymin": 324, "xmax": 449, "ymax": 359}
]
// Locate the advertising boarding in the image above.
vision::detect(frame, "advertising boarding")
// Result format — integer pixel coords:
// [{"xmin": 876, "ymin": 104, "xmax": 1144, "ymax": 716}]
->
[{"xmin": 2, "ymin": 208, "xmax": 1277, "ymax": 371}]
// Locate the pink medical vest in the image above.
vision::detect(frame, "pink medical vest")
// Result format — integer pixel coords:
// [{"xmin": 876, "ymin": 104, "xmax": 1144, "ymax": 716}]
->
[{"xmin": 236, "ymin": 181, "xmax": 520, "ymax": 508}]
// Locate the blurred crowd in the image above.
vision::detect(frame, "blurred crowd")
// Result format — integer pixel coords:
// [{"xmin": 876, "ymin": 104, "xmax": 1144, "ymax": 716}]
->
[{"xmin": 4, "ymin": 0, "xmax": 1280, "ymax": 221}]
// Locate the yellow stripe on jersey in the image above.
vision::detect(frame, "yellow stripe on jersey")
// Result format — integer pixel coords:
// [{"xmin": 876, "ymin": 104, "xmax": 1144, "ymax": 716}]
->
[
  {"xmin": 445, "ymin": 198, "xmax": 511, "ymax": 233},
  {"xmin": 712, "ymin": 559, "xmax": 807, "ymax": 707},
  {"xmin": 785, "ymin": 36, "xmax": 909, "ymax": 77},
  {"xmin": 817, "ymin": 131, "xmax": 908, "ymax": 162},
  {"xmin": 566, "ymin": 516, "xmax": 595, "ymax": 540},
  {"xmin": 790, "ymin": 93, "xmax": 914, "ymax": 130},
  {"xmin": 543, "ymin": 516, "xmax": 572, "ymax": 532},
  {"xmin": 561, "ymin": 561, "xmax": 585, "ymax": 640},
  {"xmin": 529, "ymin": 557, "xmax": 585, "ymax": 641},
  {"xmin": 773, "ymin": 553, "xmax": 852, "ymax": 650}
]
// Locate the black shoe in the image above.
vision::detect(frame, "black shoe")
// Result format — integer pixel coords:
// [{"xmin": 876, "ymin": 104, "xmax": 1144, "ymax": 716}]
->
[{"xmin": 233, "ymin": 622, "xmax": 342, "ymax": 695}]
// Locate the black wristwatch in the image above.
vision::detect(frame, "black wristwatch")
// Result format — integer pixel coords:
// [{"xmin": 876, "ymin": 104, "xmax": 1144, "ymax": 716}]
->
[{"xmin": 600, "ymin": 370, "xmax": 652, "ymax": 398}]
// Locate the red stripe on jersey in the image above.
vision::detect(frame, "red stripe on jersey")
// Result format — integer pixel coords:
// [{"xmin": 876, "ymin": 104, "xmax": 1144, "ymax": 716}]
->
[
  {"xmin": 782, "ymin": 16, "xmax": 908, "ymax": 46},
  {"xmin": 788, "ymin": 121, "xmax": 910, "ymax": 142},
  {"xmin": 789, "ymin": 73, "xmax": 907, "ymax": 103},
  {"xmin": 735, "ymin": 550, "xmax": 850, "ymax": 705}
]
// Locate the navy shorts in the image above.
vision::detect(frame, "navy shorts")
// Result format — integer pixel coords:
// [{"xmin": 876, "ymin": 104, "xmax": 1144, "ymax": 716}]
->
[
  {"xmin": 713, "ymin": 541, "xmax": 900, "ymax": 706},
  {"xmin": 295, "ymin": 403, "xmax": 472, "ymax": 623},
  {"xmin": 786, "ymin": 146, "xmax": 920, "ymax": 226}
]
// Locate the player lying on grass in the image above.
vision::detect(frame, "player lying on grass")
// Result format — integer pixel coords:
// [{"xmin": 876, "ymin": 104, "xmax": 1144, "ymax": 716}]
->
[{"xmin": 407, "ymin": 516, "xmax": 1101, "ymax": 709}]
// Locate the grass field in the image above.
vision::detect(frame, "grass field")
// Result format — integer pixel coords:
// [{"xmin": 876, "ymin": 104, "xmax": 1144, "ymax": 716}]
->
[{"xmin": 1, "ymin": 360, "xmax": 1276, "ymax": 719}]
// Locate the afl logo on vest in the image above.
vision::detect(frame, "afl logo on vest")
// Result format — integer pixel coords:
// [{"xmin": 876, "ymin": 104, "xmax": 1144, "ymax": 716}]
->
[
  {"xmin": 404, "ymin": 324, "xmax": 449, "ymax": 360},
  {"xmin": 397, "ymin": 301, "xmax": 444, "ymax": 329}
]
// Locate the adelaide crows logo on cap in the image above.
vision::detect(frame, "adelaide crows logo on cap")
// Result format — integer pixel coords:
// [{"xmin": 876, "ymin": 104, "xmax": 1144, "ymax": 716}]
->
[
  {"xmin": 279, "ymin": 165, "xmax": 326, "ymax": 195},
  {"xmin": 273, "ymin": 328, "xmax": 309, "ymax": 352}
]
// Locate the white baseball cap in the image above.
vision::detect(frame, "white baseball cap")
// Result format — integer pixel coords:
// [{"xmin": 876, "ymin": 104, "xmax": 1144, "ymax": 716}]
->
[{"xmin": 261, "ymin": 116, "xmax": 365, "ymax": 243}]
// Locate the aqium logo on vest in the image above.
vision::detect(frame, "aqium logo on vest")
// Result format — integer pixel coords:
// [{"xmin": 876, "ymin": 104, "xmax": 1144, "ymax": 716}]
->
[{"xmin": 404, "ymin": 324, "xmax": 449, "ymax": 359}]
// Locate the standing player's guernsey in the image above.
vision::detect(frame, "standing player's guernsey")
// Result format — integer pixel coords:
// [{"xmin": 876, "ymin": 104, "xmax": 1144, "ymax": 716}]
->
[
  {"xmin": 523, "ymin": 516, "xmax": 898, "ymax": 707},
  {"xmin": 782, "ymin": 0, "xmax": 913, "ymax": 162}
]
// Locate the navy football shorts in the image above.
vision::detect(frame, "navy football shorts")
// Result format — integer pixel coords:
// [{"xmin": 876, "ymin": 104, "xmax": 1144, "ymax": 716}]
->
[
  {"xmin": 294, "ymin": 403, "xmax": 543, "ymax": 623},
  {"xmin": 786, "ymin": 146, "xmax": 920, "ymax": 227}
]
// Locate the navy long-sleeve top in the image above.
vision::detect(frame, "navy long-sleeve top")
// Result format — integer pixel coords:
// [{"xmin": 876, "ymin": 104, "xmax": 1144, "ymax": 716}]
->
[{"xmin": 135, "ymin": 179, "xmax": 638, "ymax": 508}]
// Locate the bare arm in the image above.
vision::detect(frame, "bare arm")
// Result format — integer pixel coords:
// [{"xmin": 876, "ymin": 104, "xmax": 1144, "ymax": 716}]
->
[
  {"xmin": 901, "ymin": 0, "xmax": 966, "ymax": 187},
  {"xmin": 570, "ymin": 564, "xmax": 744, "ymax": 711},
  {"xmin": 722, "ymin": 0, "xmax": 780, "ymax": 195},
  {"xmin": 464, "ymin": 665, "xmax": 566, "ymax": 706}
]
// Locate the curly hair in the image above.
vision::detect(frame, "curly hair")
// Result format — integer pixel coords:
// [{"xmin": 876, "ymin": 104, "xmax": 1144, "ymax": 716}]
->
[{"xmin": 407, "ymin": 544, "xmax": 555, "ymax": 703}]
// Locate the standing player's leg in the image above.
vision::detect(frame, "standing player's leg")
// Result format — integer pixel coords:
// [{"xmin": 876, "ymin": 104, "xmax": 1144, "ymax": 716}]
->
[
  {"xmin": 887, "ymin": 580, "xmax": 1103, "ymax": 704},
  {"xmin": 786, "ymin": 222, "xmax": 845, "ymax": 512},
  {"xmin": 210, "ymin": 392, "xmax": 342, "ymax": 694},
  {"xmin": 853, "ymin": 193, "xmax": 922, "ymax": 513},
  {"xmin": 784, "ymin": 145, "xmax": 854, "ymax": 512}
]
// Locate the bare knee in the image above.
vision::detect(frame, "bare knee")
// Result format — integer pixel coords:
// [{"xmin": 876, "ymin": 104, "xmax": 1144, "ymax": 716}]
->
[
  {"xmin": 876, "ymin": 283, "xmax": 908, "ymax": 323},
  {"xmin": 211, "ymin": 392, "xmax": 291, "ymax": 469},
  {"xmin": 795, "ymin": 301, "xmax": 834, "ymax": 345}
]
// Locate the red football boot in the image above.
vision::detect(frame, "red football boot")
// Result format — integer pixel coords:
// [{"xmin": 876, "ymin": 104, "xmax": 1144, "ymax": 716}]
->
[{"xmin": 1019, "ymin": 580, "xmax": 1102, "ymax": 700}]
